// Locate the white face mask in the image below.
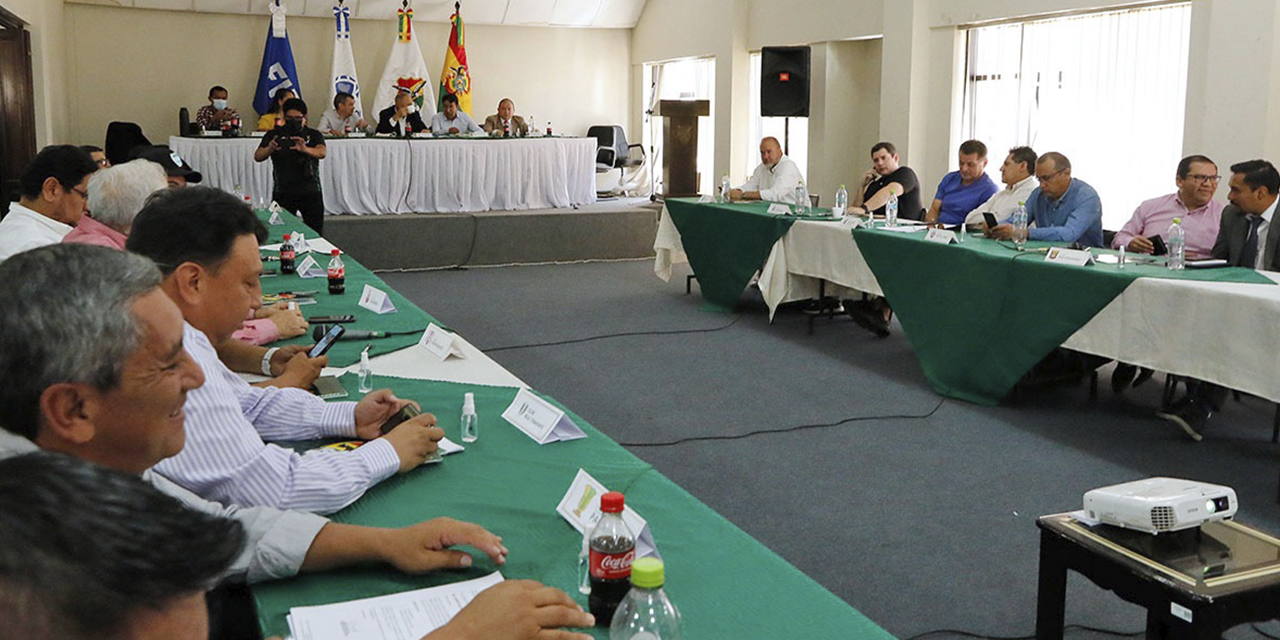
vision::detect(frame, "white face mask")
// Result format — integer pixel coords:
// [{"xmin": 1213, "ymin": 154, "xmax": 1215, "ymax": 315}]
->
[{"xmin": 212, "ymin": 99, "xmax": 228, "ymax": 110}]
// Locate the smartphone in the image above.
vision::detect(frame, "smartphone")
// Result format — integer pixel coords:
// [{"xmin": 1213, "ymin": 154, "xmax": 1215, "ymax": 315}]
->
[
  {"xmin": 983, "ymin": 212, "xmax": 999, "ymax": 229},
  {"xmin": 380, "ymin": 404, "xmax": 420, "ymax": 435},
  {"xmin": 308, "ymin": 324, "xmax": 346, "ymax": 358},
  {"xmin": 1150, "ymin": 235, "xmax": 1168, "ymax": 256},
  {"xmin": 309, "ymin": 315, "xmax": 356, "ymax": 323}
]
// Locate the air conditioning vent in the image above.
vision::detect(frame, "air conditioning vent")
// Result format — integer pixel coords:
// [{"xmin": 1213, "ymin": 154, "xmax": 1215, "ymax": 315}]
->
[{"xmin": 1150, "ymin": 506, "xmax": 1176, "ymax": 531}]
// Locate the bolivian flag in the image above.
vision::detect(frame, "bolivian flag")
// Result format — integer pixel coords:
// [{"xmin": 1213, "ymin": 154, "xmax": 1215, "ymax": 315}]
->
[{"xmin": 437, "ymin": 4, "xmax": 472, "ymax": 115}]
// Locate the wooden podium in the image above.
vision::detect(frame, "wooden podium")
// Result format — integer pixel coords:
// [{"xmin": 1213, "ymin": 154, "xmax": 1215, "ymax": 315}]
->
[{"xmin": 655, "ymin": 100, "xmax": 710, "ymax": 198}]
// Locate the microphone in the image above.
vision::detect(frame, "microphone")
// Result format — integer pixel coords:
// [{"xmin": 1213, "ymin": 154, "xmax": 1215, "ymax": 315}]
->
[{"xmin": 312, "ymin": 325, "xmax": 391, "ymax": 341}]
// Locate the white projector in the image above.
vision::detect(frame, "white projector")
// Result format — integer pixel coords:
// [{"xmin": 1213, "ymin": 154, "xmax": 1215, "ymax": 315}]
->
[{"xmin": 1083, "ymin": 477, "xmax": 1236, "ymax": 534}]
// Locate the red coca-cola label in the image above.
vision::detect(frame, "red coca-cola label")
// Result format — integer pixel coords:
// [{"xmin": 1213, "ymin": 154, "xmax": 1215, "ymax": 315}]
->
[
  {"xmin": 328, "ymin": 267, "xmax": 344, "ymax": 279},
  {"xmin": 281, "ymin": 249, "xmax": 295, "ymax": 260},
  {"xmin": 589, "ymin": 548, "xmax": 634, "ymax": 580}
]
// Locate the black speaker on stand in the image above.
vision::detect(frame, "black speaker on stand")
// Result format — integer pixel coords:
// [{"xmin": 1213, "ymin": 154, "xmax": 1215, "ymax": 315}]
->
[{"xmin": 760, "ymin": 46, "xmax": 811, "ymax": 155}]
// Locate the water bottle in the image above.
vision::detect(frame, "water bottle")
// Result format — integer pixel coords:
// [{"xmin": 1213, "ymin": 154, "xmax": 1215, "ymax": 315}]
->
[
  {"xmin": 358, "ymin": 347, "xmax": 373, "ymax": 393},
  {"xmin": 720, "ymin": 175, "xmax": 731, "ymax": 203},
  {"xmin": 232, "ymin": 183, "xmax": 244, "ymax": 200},
  {"xmin": 528, "ymin": 116, "xmax": 538, "ymax": 136},
  {"xmin": 460, "ymin": 392, "xmax": 478, "ymax": 443},
  {"xmin": 886, "ymin": 192, "xmax": 899, "ymax": 227},
  {"xmin": 279, "ymin": 233, "xmax": 296, "ymax": 275},
  {"xmin": 1167, "ymin": 217, "xmax": 1185, "ymax": 270},
  {"xmin": 327, "ymin": 249, "xmax": 345, "ymax": 294},
  {"xmin": 1011, "ymin": 203, "xmax": 1028, "ymax": 249},
  {"xmin": 799, "ymin": 185, "xmax": 811, "ymax": 214},
  {"xmin": 609, "ymin": 557, "xmax": 681, "ymax": 640},
  {"xmin": 833, "ymin": 184, "xmax": 848, "ymax": 219}
]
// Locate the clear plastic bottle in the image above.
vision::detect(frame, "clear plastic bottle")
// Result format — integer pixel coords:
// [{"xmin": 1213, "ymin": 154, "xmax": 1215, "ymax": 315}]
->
[
  {"xmin": 546, "ymin": 120, "xmax": 553, "ymax": 137},
  {"xmin": 528, "ymin": 116, "xmax": 537, "ymax": 136},
  {"xmin": 358, "ymin": 347, "xmax": 373, "ymax": 393},
  {"xmin": 460, "ymin": 392, "xmax": 478, "ymax": 443},
  {"xmin": 886, "ymin": 192, "xmax": 899, "ymax": 227},
  {"xmin": 792, "ymin": 186, "xmax": 806, "ymax": 215},
  {"xmin": 1167, "ymin": 217, "xmax": 1185, "ymax": 270},
  {"xmin": 1011, "ymin": 202, "xmax": 1029, "ymax": 249},
  {"xmin": 280, "ymin": 233, "xmax": 296, "ymax": 275},
  {"xmin": 233, "ymin": 183, "xmax": 244, "ymax": 200},
  {"xmin": 609, "ymin": 557, "xmax": 681, "ymax": 640},
  {"xmin": 833, "ymin": 184, "xmax": 848, "ymax": 219},
  {"xmin": 327, "ymin": 249, "xmax": 345, "ymax": 294},
  {"xmin": 799, "ymin": 184, "xmax": 811, "ymax": 214},
  {"xmin": 720, "ymin": 175, "xmax": 731, "ymax": 203}
]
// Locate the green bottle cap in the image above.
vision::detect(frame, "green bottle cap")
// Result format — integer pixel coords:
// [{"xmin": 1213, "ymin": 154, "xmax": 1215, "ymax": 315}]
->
[
  {"xmin": 1173, "ymin": 217, "xmax": 1182, "ymax": 224},
  {"xmin": 630, "ymin": 557, "xmax": 664, "ymax": 589}
]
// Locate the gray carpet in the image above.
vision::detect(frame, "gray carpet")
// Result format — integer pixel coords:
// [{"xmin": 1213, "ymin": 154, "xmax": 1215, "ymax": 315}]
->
[{"xmin": 380, "ymin": 259, "xmax": 1280, "ymax": 639}]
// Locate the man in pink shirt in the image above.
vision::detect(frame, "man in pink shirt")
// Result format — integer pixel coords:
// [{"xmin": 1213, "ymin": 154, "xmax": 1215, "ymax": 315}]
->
[
  {"xmin": 64, "ymin": 159, "xmax": 167, "ymax": 249},
  {"xmin": 1112, "ymin": 155, "xmax": 1225, "ymax": 258}
]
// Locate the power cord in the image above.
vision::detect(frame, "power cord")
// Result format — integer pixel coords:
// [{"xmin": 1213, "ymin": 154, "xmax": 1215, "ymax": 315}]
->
[
  {"xmin": 901, "ymin": 623, "xmax": 1142, "ymax": 640},
  {"xmin": 484, "ymin": 315, "xmax": 742, "ymax": 353},
  {"xmin": 617, "ymin": 398, "xmax": 945, "ymax": 447}
]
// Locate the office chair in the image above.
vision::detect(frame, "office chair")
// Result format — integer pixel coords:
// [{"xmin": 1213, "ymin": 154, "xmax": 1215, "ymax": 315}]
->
[
  {"xmin": 179, "ymin": 107, "xmax": 193, "ymax": 136},
  {"xmin": 588, "ymin": 125, "xmax": 645, "ymax": 196}
]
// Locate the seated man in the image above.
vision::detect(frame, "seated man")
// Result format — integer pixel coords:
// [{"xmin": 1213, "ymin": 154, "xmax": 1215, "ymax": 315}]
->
[
  {"xmin": 1157, "ymin": 159, "xmax": 1280, "ymax": 441},
  {"xmin": 196, "ymin": 85, "xmax": 240, "ymax": 131},
  {"xmin": 64, "ymin": 158, "xmax": 168, "ymax": 250},
  {"xmin": 849, "ymin": 141, "xmax": 923, "ymax": 220},
  {"xmin": 0, "ymin": 145, "xmax": 97, "ymax": 262},
  {"xmin": 988, "ymin": 151, "xmax": 1103, "ymax": 247},
  {"xmin": 965, "ymin": 146, "xmax": 1038, "ymax": 228},
  {"xmin": 431, "ymin": 93, "xmax": 482, "ymax": 135},
  {"xmin": 924, "ymin": 139, "xmax": 998, "ymax": 225},
  {"xmin": 319, "ymin": 91, "xmax": 368, "ymax": 137},
  {"xmin": 376, "ymin": 89, "xmax": 429, "ymax": 137},
  {"xmin": 729, "ymin": 136, "xmax": 805, "ymax": 204},
  {"xmin": 132, "ymin": 145, "xmax": 204, "ymax": 188},
  {"xmin": 482, "ymin": 98, "xmax": 528, "ymax": 136},
  {"xmin": 80, "ymin": 144, "xmax": 110, "ymax": 169},
  {"xmin": 1113, "ymin": 155, "xmax": 1224, "ymax": 257},
  {"xmin": 126, "ymin": 188, "xmax": 441, "ymax": 514},
  {"xmin": 253, "ymin": 97, "xmax": 328, "ymax": 235}
]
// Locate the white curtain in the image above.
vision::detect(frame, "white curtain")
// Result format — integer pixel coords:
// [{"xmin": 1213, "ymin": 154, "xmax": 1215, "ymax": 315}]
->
[
  {"xmin": 642, "ymin": 57, "xmax": 717, "ymax": 195},
  {"xmin": 747, "ymin": 52, "xmax": 809, "ymax": 183}
]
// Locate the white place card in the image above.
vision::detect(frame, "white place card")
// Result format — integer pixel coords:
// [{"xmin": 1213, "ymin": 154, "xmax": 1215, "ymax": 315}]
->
[
  {"xmin": 841, "ymin": 216, "xmax": 865, "ymax": 229},
  {"xmin": 924, "ymin": 228, "xmax": 958, "ymax": 245},
  {"xmin": 269, "ymin": 201, "xmax": 283, "ymax": 213},
  {"xmin": 556, "ymin": 469, "xmax": 658, "ymax": 559},
  {"xmin": 358, "ymin": 284, "xmax": 398, "ymax": 314},
  {"xmin": 698, "ymin": 194, "xmax": 716, "ymax": 203},
  {"xmin": 295, "ymin": 254, "xmax": 326, "ymax": 279},
  {"xmin": 501, "ymin": 387, "xmax": 586, "ymax": 444},
  {"xmin": 1044, "ymin": 247, "xmax": 1095, "ymax": 266},
  {"xmin": 418, "ymin": 323, "xmax": 466, "ymax": 361},
  {"xmin": 766, "ymin": 203, "xmax": 792, "ymax": 215},
  {"xmin": 267, "ymin": 210, "xmax": 284, "ymax": 225}
]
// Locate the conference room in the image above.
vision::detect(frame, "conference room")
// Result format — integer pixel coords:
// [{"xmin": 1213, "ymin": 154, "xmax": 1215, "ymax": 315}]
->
[{"xmin": 6, "ymin": 0, "xmax": 1280, "ymax": 639}]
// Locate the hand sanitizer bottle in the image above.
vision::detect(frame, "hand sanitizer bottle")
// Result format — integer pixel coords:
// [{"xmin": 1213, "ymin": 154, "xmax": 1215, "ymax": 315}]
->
[{"xmin": 460, "ymin": 392, "xmax": 478, "ymax": 443}]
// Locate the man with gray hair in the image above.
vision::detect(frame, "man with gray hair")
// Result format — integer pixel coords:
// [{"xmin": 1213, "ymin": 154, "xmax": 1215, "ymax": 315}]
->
[
  {"xmin": 62, "ymin": 159, "xmax": 168, "ymax": 249},
  {"xmin": 987, "ymin": 151, "xmax": 1103, "ymax": 247},
  {"xmin": 731, "ymin": 136, "xmax": 805, "ymax": 204}
]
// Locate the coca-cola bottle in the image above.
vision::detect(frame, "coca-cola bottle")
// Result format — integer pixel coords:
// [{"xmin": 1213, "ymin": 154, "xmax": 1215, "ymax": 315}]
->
[
  {"xmin": 589, "ymin": 491, "xmax": 635, "ymax": 626},
  {"xmin": 280, "ymin": 233, "xmax": 296, "ymax": 275},
  {"xmin": 327, "ymin": 249, "xmax": 345, "ymax": 295}
]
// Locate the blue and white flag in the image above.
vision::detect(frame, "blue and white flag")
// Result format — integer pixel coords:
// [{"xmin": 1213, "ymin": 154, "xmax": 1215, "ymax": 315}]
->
[
  {"xmin": 253, "ymin": 1, "xmax": 301, "ymax": 116},
  {"xmin": 329, "ymin": 2, "xmax": 362, "ymax": 118}
]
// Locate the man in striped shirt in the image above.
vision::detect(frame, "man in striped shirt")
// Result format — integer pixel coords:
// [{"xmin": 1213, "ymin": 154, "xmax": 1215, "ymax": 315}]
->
[{"xmin": 127, "ymin": 187, "xmax": 442, "ymax": 514}]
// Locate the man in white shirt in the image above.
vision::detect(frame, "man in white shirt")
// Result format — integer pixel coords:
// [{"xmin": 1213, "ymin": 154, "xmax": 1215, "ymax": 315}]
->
[
  {"xmin": 730, "ymin": 137, "xmax": 805, "ymax": 204},
  {"xmin": 319, "ymin": 91, "xmax": 368, "ymax": 137},
  {"xmin": 431, "ymin": 93, "xmax": 482, "ymax": 135},
  {"xmin": 964, "ymin": 146, "xmax": 1038, "ymax": 228},
  {"xmin": 0, "ymin": 145, "xmax": 98, "ymax": 262}
]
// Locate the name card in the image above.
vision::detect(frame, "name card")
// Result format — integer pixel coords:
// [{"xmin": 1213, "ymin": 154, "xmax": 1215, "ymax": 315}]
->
[
  {"xmin": 358, "ymin": 284, "xmax": 398, "ymax": 314},
  {"xmin": 841, "ymin": 216, "xmax": 864, "ymax": 229},
  {"xmin": 766, "ymin": 203, "xmax": 792, "ymax": 215},
  {"xmin": 501, "ymin": 387, "xmax": 586, "ymax": 445},
  {"xmin": 269, "ymin": 201, "xmax": 283, "ymax": 214},
  {"xmin": 924, "ymin": 228, "xmax": 958, "ymax": 245},
  {"xmin": 267, "ymin": 211, "xmax": 284, "ymax": 225},
  {"xmin": 1044, "ymin": 247, "xmax": 1095, "ymax": 266},
  {"xmin": 697, "ymin": 194, "xmax": 716, "ymax": 203},
  {"xmin": 556, "ymin": 469, "xmax": 658, "ymax": 560},
  {"xmin": 295, "ymin": 254, "xmax": 326, "ymax": 279},
  {"xmin": 418, "ymin": 323, "xmax": 466, "ymax": 361}
]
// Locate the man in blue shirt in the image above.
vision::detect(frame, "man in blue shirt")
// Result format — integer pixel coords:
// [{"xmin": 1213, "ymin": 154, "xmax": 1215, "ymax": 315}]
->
[
  {"xmin": 989, "ymin": 151, "xmax": 1104, "ymax": 247},
  {"xmin": 925, "ymin": 139, "xmax": 998, "ymax": 225}
]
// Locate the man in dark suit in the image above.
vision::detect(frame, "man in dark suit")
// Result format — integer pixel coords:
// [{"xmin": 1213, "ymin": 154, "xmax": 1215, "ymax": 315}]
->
[
  {"xmin": 376, "ymin": 89, "xmax": 428, "ymax": 137},
  {"xmin": 1158, "ymin": 159, "xmax": 1279, "ymax": 441},
  {"xmin": 482, "ymin": 98, "xmax": 528, "ymax": 137}
]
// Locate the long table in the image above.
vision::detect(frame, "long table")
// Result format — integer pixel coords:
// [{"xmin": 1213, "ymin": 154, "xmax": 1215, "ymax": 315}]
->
[
  {"xmin": 252, "ymin": 207, "xmax": 895, "ymax": 640},
  {"xmin": 171, "ymin": 135, "xmax": 598, "ymax": 215},
  {"xmin": 655, "ymin": 198, "xmax": 1280, "ymax": 406}
]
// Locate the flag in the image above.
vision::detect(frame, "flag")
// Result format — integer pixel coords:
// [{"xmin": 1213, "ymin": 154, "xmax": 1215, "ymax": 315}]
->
[
  {"xmin": 437, "ymin": 4, "xmax": 472, "ymax": 115},
  {"xmin": 372, "ymin": 3, "xmax": 433, "ymax": 118},
  {"xmin": 253, "ymin": 1, "xmax": 302, "ymax": 116},
  {"xmin": 330, "ymin": 1, "xmax": 362, "ymax": 118}
]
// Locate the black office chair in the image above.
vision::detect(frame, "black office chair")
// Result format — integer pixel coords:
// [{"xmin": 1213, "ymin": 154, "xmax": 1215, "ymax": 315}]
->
[
  {"xmin": 588, "ymin": 125, "xmax": 645, "ymax": 196},
  {"xmin": 179, "ymin": 107, "xmax": 194, "ymax": 136},
  {"xmin": 104, "ymin": 122, "xmax": 151, "ymax": 167}
]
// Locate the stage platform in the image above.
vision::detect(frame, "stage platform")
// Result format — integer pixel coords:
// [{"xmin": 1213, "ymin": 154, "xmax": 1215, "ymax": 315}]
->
[{"xmin": 325, "ymin": 197, "xmax": 661, "ymax": 270}]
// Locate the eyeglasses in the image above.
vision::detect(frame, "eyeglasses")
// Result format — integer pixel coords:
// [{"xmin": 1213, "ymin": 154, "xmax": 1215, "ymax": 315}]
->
[
  {"xmin": 1035, "ymin": 169, "xmax": 1066, "ymax": 183},
  {"xmin": 67, "ymin": 186, "xmax": 89, "ymax": 199},
  {"xmin": 1184, "ymin": 174, "xmax": 1221, "ymax": 184},
  {"xmin": 95, "ymin": 159, "xmax": 110, "ymax": 167}
]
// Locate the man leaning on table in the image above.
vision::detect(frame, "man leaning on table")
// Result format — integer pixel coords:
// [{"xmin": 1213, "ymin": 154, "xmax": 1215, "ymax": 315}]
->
[
  {"xmin": 729, "ymin": 136, "xmax": 805, "ymax": 204},
  {"xmin": 924, "ymin": 139, "xmax": 999, "ymax": 225},
  {"xmin": 987, "ymin": 151, "xmax": 1104, "ymax": 247},
  {"xmin": 965, "ymin": 146, "xmax": 1038, "ymax": 228},
  {"xmin": 432, "ymin": 93, "xmax": 482, "ymax": 135},
  {"xmin": 1157, "ymin": 159, "xmax": 1280, "ymax": 441},
  {"xmin": 0, "ymin": 245, "xmax": 593, "ymax": 640},
  {"xmin": 319, "ymin": 91, "xmax": 368, "ymax": 137},
  {"xmin": 126, "ymin": 188, "xmax": 443, "ymax": 516}
]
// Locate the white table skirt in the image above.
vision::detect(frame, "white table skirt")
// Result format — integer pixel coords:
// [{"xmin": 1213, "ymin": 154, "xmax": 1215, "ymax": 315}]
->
[{"xmin": 169, "ymin": 136, "xmax": 597, "ymax": 215}]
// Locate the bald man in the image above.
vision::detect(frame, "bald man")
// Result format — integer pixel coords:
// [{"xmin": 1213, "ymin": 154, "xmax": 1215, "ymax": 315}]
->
[
  {"xmin": 483, "ymin": 98, "xmax": 528, "ymax": 137},
  {"xmin": 730, "ymin": 137, "xmax": 806, "ymax": 204}
]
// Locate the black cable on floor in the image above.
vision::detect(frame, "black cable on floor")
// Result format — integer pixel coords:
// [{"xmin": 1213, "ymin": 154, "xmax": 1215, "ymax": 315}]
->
[
  {"xmin": 901, "ymin": 623, "xmax": 1142, "ymax": 640},
  {"xmin": 617, "ymin": 398, "xmax": 946, "ymax": 447},
  {"xmin": 484, "ymin": 315, "xmax": 742, "ymax": 352}
]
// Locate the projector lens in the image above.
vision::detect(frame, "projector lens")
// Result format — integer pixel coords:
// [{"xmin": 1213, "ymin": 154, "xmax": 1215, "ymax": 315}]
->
[{"xmin": 1205, "ymin": 500, "xmax": 1216, "ymax": 513}]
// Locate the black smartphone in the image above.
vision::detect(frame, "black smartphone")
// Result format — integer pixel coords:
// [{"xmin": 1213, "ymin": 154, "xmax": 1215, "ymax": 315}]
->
[
  {"xmin": 309, "ymin": 315, "xmax": 356, "ymax": 323},
  {"xmin": 380, "ymin": 404, "xmax": 421, "ymax": 435},
  {"xmin": 1150, "ymin": 235, "xmax": 1168, "ymax": 256},
  {"xmin": 982, "ymin": 212, "xmax": 999, "ymax": 229},
  {"xmin": 308, "ymin": 324, "xmax": 346, "ymax": 358}
]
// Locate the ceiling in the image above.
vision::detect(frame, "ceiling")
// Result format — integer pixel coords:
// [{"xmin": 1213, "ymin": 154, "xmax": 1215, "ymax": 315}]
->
[{"xmin": 65, "ymin": 0, "xmax": 649, "ymax": 28}]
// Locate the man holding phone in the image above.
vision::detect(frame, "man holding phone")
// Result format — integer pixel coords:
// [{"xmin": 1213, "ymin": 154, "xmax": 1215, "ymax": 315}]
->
[
  {"xmin": 127, "ymin": 188, "xmax": 442, "ymax": 515},
  {"xmin": 1112, "ymin": 155, "xmax": 1224, "ymax": 257},
  {"xmin": 254, "ymin": 98, "xmax": 327, "ymax": 235}
]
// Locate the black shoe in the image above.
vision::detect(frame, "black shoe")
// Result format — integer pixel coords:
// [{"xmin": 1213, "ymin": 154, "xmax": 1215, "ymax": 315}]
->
[
  {"xmin": 846, "ymin": 300, "xmax": 890, "ymax": 337},
  {"xmin": 1132, "ymin": 367, "xmax": 1155, "ymax": 388},
  {"xmin": 1111, "ymin": 363, "xmax": 1138, "ymax": 393},
  {"xmin": 1156, "ymin": 396, "xmax": 1211, "ymax": 442}
]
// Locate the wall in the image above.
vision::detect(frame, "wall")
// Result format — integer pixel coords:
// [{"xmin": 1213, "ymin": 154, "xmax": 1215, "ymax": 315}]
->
[
  {"xmin": 63, "ymin": 4, "xmax": 632, "ymax": 146},
  {"xmin": 1, "ymin": 0, "xmax": 68, "ymax": 147},
  {"xmin": 807, "ymin": 39, "xmax": 882, "ymax": 199},
  {"xmin": 746, "ymin": 0, "xmax": 881, "ymax": 50}
]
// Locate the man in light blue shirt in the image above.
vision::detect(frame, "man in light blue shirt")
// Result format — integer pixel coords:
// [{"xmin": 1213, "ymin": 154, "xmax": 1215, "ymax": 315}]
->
[
  {"xmin": 430, "ymin": 93, "xmax": 482, "ymax": 135},
  {"xmin": 989, "ymin": 151, "xmax": 1103, "ymax": 247}
]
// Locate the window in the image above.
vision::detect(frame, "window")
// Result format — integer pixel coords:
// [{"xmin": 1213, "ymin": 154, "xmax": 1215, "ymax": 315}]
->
[
  {"xmin": 641, "ymin": 57, "xmax": 715, "ymax": 195},
  {"xmin": 747, "ymin": 52, "xmax": 808, "ymax": 182},
  {"xmin": 960, "ymin": 3, "xmax": 1191, "ymax": 230}
]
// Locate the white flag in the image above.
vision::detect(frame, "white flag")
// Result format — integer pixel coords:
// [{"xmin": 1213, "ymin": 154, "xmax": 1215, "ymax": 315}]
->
[
  {"xmin": 372, "ymin": 4, "xmax": 433, "ymax": 119},
  {"xmin": 330, "ymin": 2, "xmax": 363, "ymax": 119}
]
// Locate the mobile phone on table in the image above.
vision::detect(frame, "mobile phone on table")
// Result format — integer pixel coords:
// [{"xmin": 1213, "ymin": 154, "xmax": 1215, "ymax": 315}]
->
[
  {"xmin": 309, "ymin": 315, "xmax": 356, "ymax": 323},
  {"xmin": 982, "ymin": 212, "xmax": 999, "ymax": 229},
  {"xmin": 308, "ymin": 324, "xmax": 345, "ymax": 358},
  {"xmin": 1150, "ymin": 235, "xmax": 1168, "ymax": 256}
]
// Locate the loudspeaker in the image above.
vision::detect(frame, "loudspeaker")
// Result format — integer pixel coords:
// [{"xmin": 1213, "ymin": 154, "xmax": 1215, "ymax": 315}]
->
[{"xmin": 760, "ymin": 46, "xmax": 810, "ymax": 117}]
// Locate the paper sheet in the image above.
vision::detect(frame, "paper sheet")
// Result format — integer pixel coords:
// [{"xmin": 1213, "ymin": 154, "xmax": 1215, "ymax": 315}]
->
[{"xmin": 287, "ymin": 572, "xmax": 503, "ymax": 640}]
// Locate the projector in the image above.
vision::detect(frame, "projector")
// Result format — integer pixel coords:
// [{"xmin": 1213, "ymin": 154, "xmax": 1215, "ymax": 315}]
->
[{"xmin": 1083, "ymin": 477, "xmax": 1236, "ymax": 534}]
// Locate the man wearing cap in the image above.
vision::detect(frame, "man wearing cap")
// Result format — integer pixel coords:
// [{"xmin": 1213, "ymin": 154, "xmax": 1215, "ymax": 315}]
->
[{"xmin": 132, "ymin": 145, "xmax": 203, "ymax": 189}]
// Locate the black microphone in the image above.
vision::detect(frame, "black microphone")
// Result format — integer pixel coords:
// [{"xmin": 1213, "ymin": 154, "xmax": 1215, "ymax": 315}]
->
[{"xmin": 312, "ymin": 325, "xmax": 391, "ymax": 341}]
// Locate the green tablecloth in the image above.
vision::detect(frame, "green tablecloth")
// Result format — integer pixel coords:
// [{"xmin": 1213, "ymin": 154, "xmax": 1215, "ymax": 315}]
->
[
  {"xmin": 257, "ymin": 209, "xmax": 440, "ymax": 367},
  {"xmin": 853, "ymin": 228, "xmax": 1274, "ymax": 405},
  {"xmin": 666, "ymin": 198, "xmax": 837, "ymax": 312},
  {"xmin": 252, "ymin": 374, "xmax": 895, "ymax": 640}
]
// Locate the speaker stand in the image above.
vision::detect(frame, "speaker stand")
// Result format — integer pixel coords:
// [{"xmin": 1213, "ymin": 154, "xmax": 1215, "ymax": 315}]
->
[{"xmin": 783, "ymin": 117, "xmax": 790, "ymax": 156}]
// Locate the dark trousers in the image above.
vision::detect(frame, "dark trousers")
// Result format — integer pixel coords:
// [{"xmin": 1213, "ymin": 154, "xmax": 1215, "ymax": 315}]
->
[{"xmin": 274, "ymin": 191, "xmax": 325, "ymax": 236}]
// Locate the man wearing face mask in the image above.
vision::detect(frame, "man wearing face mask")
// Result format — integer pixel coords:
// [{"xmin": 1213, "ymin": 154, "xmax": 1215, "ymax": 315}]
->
[
  {"xmin": 254, "ymin": 98, "xmax": 328, "ymax": 234},
  {"xmin": 195, "ymin": 85, "xmax": 240, "ymax": 131}
]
